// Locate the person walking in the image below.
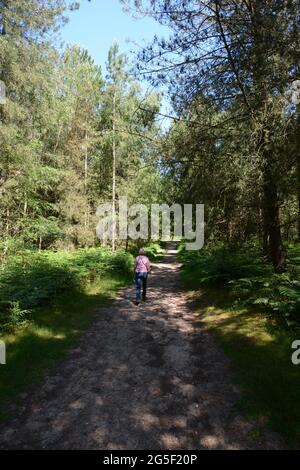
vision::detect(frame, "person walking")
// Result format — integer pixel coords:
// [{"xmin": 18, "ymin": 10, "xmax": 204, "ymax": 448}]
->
[{"xmin": 134, "ymin": 248, "xmax": 151, "ymax": 305}]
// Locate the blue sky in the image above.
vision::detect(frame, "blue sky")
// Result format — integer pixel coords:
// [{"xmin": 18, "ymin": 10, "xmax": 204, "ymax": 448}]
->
[
  {"xmin": 60, "ymin": 1, "xmax": 172, "ymax": 127},
  {"xmin": 60, "ymin": 0, "xmax": 170, "ymax": 75}
]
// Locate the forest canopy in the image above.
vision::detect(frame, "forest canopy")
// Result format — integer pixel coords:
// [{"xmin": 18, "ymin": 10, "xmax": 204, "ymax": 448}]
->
[
  {"xmin": 0, "ymin": 0, "xmax": 163, "ymax": 255},
  {"xmin": 1, "ymin": 0, "xmax": 300, "ymax": 273},
  {"xmin": 123, "ymin": 0, "xmax": 300, "ymax": 273}
]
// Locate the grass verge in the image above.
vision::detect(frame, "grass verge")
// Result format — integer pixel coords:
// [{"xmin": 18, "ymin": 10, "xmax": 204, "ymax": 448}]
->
[
  {"xmin": 0, "ymin": 273, "xmax": 130, "ymax": 421},
  {"xmin": 180, "ymin": 266, "xmax": 300, "ymax": 448}
]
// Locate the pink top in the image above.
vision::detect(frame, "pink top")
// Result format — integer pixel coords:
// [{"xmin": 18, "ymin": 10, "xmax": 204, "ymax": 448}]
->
[{"xmin": 135, "ymin": 255, "xmax": 149, "ymax": 273}]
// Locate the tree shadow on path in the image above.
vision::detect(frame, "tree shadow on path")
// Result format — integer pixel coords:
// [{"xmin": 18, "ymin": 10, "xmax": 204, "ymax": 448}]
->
[{"xmin": 0, "ymin": 244, "xmax": 285, "ymax": 450}]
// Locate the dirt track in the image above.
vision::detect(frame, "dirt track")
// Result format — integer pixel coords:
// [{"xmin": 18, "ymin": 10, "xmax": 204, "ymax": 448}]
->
[{"xmin": 0, "ymin": 244, "xmax": 284, "ymax": 449}]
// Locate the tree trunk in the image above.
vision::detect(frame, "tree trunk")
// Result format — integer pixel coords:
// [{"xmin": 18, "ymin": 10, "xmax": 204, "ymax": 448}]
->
[
  {"xmin": 24, "ymin": 192, "xmax": 27, "ymax": 216},
  {"xmin": 112, "ymin": 88, "xmax": 116, "ymax": 252},
  {"xmin": 84, "ymin": 129, "xmax": 88, "ymax": 230},
  {"xmin": 248, "ymin": 2, "xmax": 286, "ymax": 272},
  {"xmin": 262, "ymin": 156, "xmax": 286, "ymax": 272},
  {"xmin": 262, "ymin": 215, "xmax": 269, "ymax": 257},
  {"xmin": 296, "ymin": 110, "xmax": 300, "ymax": 241},
  {"xmin": 6, "ymin": 208, "xmax": 9, "ymax": 236}
]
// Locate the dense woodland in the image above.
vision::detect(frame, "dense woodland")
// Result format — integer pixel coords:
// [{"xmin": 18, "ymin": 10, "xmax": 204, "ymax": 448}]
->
[
  {"xmin": 1, "ymin": 0, "xmax": 300, "ymax": 446},
  {"xmin": 123, "ymin": 0, "xmax": 300, "ymax": 272},
  {"xmin": 0, "ymin": 0, "xmax": 164, "ymax": 256},
  {"xmin": 0, "ymin": 1, "xmax": 300, "ymax": 315},
  {"xmin": 1, "ymin": 0, "xmax": 300, "ymax": 263}
]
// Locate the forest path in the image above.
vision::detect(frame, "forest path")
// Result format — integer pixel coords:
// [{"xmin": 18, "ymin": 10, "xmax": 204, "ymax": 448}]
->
[{"xmin": 0, "ymin": 244, "xmax": 284, "ymax": 449}]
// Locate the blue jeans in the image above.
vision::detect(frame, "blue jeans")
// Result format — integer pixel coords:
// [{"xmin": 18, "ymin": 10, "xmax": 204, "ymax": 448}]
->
[{"xmin": 135, "ymin": 272, "xmax": 148, "ymax": 301}]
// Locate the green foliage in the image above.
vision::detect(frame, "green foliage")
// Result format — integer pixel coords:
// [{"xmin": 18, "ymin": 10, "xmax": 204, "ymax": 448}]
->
[
  {"xmin": 196, "ymin": 290, "xmax": 300, "ymax": 448},
  {"xmin": 180, "ymin": 243, "xmax": 300, "ymax": 329},
  {"xmin": 134, "ymin": 1, "xmax": 300, "ymax": 272},
  {"xmin": 178, "ymin": 243, "xmax": 268, "ymax": 285},
  {"xmin": 0, "ymin": 301, "xmax": 30, "ymax": 331},
  {"xmin": 128, "ymin": 241, "xmax": 165, "ymax": 261},
  {"xmin": 228, "ymin": 245, "xmax": 300, "ymax": 328},
  {"xmin": 0, "ymin": 274, "xmax": 129, "ymax": 421},
  {"xmin": 143, "ymin": 243, "xmax": 165, "ymax": 261},
  {"xmin": 180, "ymin": 243, "xmax": 300, "ymax": 444},
  {"xmin": 0, "ymin": 247, "xmax": 134, "ymax": 330},
  {"xmin": 0, "ymin": 4, "xmax": 163, "ymax": 252}
]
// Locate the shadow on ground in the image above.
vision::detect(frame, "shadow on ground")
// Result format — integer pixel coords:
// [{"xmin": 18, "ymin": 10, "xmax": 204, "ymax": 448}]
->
[{"xmin": 0, "ymin": 245, "xmax": 285, "ymax": 449}]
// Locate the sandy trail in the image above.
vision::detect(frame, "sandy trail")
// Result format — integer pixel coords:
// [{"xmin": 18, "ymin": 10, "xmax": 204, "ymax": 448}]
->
[{"xmin": 0, "ymin": 244, "xmax": 284, "ymax": 449}]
